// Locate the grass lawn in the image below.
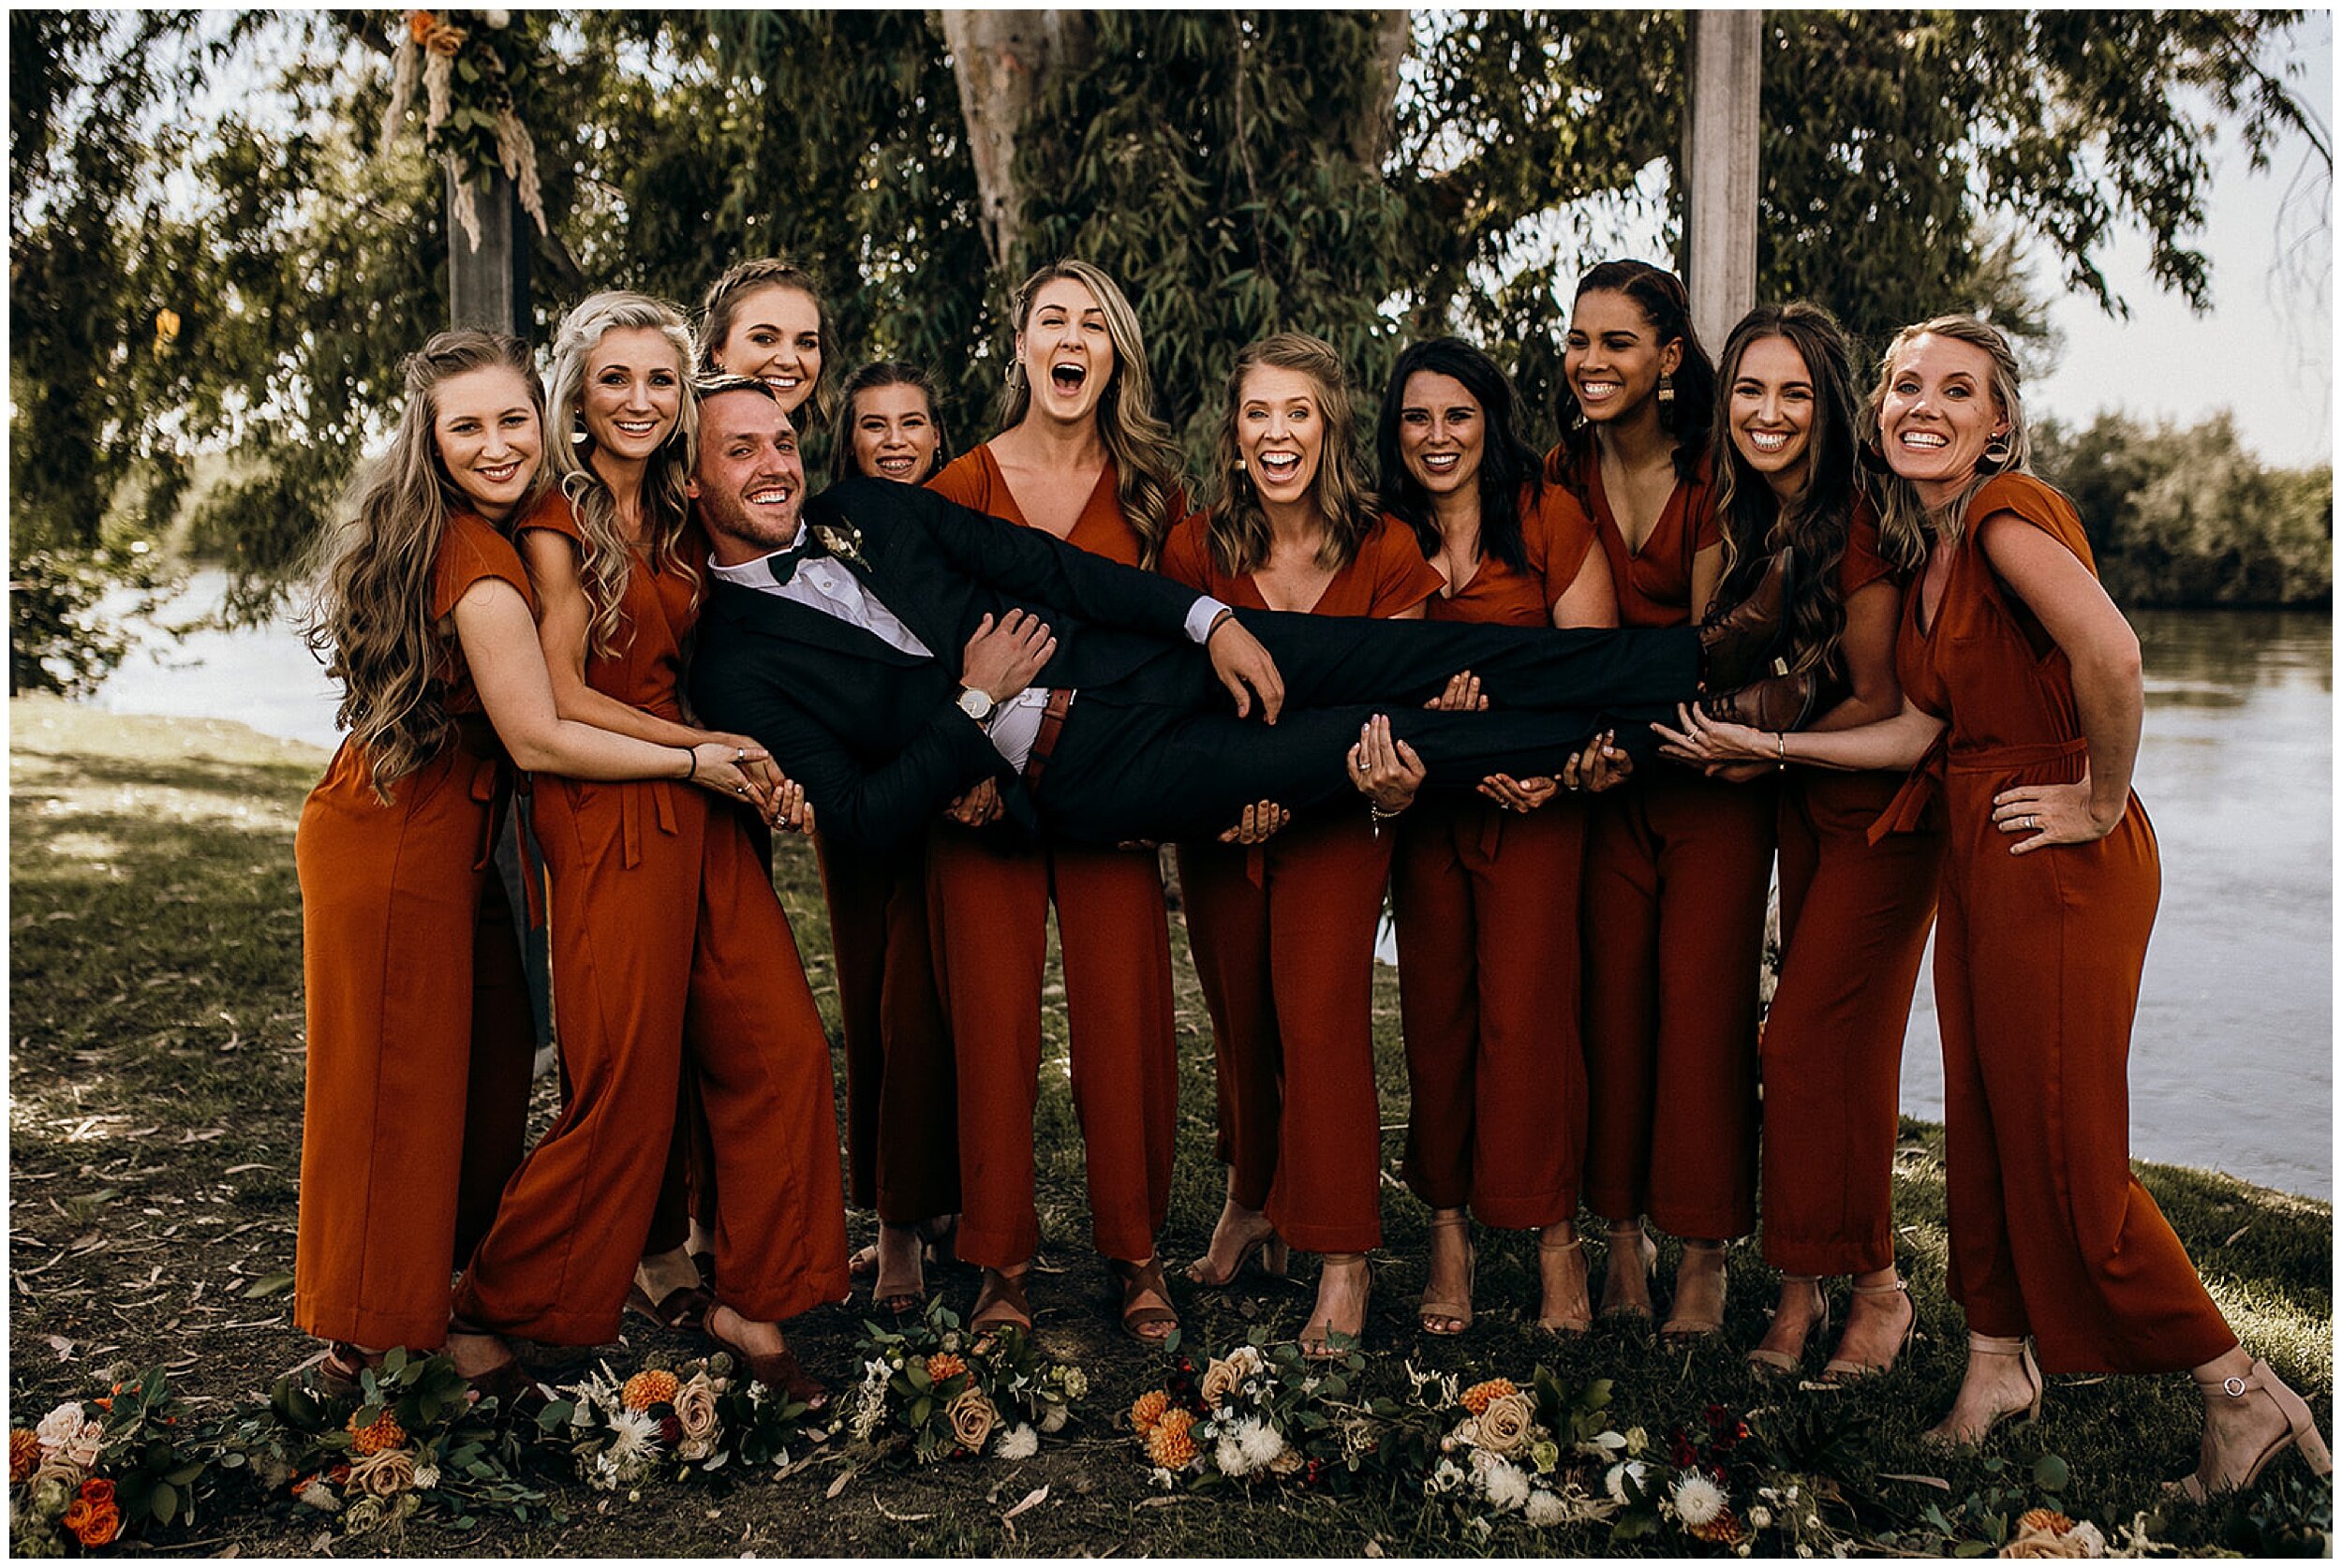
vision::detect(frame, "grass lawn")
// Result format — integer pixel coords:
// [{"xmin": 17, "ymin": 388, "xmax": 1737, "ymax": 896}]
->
[{"xmin": 8, "ymin": 696, "xmax": 2332, "ymax": 1556}]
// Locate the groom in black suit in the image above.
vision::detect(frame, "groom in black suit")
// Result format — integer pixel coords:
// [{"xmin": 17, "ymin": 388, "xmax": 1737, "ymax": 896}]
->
[{"xmin": 686, "ymin": 378, "xmax": 1773, "ymax": 851}]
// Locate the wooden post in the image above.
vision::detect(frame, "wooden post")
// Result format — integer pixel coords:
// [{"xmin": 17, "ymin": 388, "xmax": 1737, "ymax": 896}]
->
[
  {"xmin": 1682, "ymin": 10, "xmax": 1762, "ymax": 351},
  {"xmin": 445, "ymin": 164, "xmax": 530, "ymax": 338}
]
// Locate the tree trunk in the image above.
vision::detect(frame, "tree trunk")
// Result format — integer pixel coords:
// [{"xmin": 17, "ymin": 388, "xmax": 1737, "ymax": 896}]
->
[
  {"xmin": 1351, "ymin": 9, "xmax": 1413, "ymax": 169},
  {"xmin": 938, "ymin": 9, "xmax": 1093, "ymax": 274}
]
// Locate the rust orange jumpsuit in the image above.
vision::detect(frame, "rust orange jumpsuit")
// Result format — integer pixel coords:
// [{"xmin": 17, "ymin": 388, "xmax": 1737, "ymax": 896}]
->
[
  {"xmin": 453, "ymin": 496, "xmax": 850, "ymax": 1343},
  {"xmin": 1394, "ymin": 486, "xmax": 1603, "ymax": 1227},
  {"xmin": 922, "ymin": 448, "xmax": 1179, "ymax": 1269},
  {"xmin": 1878, "ymin": 473, "xmax": 2233, "ymax": 1372},
  {"xmin": 1556, "ymin": 445, "xmax": 1774, "ymax": 1241},
  {"xmin": 1757, "ymin": 505, "xmax": 1944, "ymax": 1277},
  {"xmin": 295, "ymin": 512, "xmax": 539, "ymax": 1351},
  {"xmin": 1163, "ymin": 512, "xmax": 1444, "ymax": 1254}
]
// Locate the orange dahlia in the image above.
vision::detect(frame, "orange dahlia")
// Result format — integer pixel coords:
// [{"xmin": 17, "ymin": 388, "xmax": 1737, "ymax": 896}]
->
[
  {"xmin": 1128, "ymin": 1389, "xmax": 1170, "ymax": 1436},
  {"xmin": 78, "ymin": 1478, "xmax": 114, "ymax": 1506},
  {"xmin": 621, "ymin": 1369, "xmax": 680, "ymax": 1411},
  {"xmin": 2018, "ymin": 1508, "xmax": 2075, "ymax": 1536},
  {"xmin": 405, "ymin": 10, "xmax": 436, "ymax": 42},
  {"xmin": 9, "ymin": 1428, "xmax": 37, "ymax": 1482},
  {"xmin": 1144, "ymin": 1406, "xmax": 1197, "ymax": 1470},
  {"xmin": 1688, "ymin": 1508, "xmax": 1745, "ymax": 1546},
  {"xmin": 925, "ymin": 1353, "xmax": 967, "ymax": 1385},
  {"xmin": 347, "ymin": 1410, "xmax": 408, "ymax": 1456},
  {"xmin": 1460, "ymin": 1377, "xmax": 1519, "ymax": 1416}
]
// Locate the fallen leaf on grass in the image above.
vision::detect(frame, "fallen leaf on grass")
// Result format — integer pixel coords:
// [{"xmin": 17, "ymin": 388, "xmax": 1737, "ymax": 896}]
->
[
  {"xmin": 1135, "ymin": 1495, "xmax": 1180, "ymax": 1508},
  {"xmin": 1878, "ymin": 1472, "xmax": 1951, "ymax": 1489},
  {"xmin": 1001, "ymin": 1485, "xmax": 1047, "ymax": 1522},
  {"xmin": 49, "ymin": 1334, "xmax": 76, "ymax": 1361},
  {"xmin": 1364, "ymin": 1541, "xmax": 1386, "ymax": 1559},
  {"xmin": 2222, "ymin": 1223, "xmax": 2251, "ymax": 1246},
  {"xmin": 825, "ymin": 1469, "xmax": 854, "ymax": 1501},
  {"xmin": 222, "ymin": 1163, "xmax": 275, "ymax": 1176},
  {"xmin": 876, "ymin": 1503, "xmax": 934, "ymax": 1523},
  {"xmin": 243, "ymin": 1271, "xmax": 294, "ymax": 1299}
]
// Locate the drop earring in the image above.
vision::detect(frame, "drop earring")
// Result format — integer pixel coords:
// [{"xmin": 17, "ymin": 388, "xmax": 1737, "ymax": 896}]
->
[
  {"xmin": 1976, "ymin": 430, "xmax": 2013, "ymax": 474},
  {"xmin": 1655, "ymin": 372, "xmax": 1677, "ymax": 431}
]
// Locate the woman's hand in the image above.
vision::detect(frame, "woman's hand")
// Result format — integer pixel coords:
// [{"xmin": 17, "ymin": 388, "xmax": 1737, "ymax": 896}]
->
[
  {"xmin": 1347, "ymin": 714, "xmax": 1427, "ymax": 812},
  {"xmin": 708, "ymin": 729, "xmax": 784, "ymax": 796},
  {"xmin": 1218, "ymin": 800, "xmax": 1290, "ymax": 844},
  {"xmin": 1992, "ymin": 774, "xmax": 2119, "ymax": 854},
  {"xmin": 943, "ymin": 777, "xmax": 1004, "ymax": 828},
  {"xmin": 764, "ymin": 776, "xmax": 817, "ymax": 835},
  {"xmin": 686, "ymin": 740, "xmax": 773, "ymax": 811},
  {"xmin": 1477, "ymin": 773, "xmax": 1558, "ymax": 812},
  {"xmin": 1653, "ymin": 703, "xmax": 1771, "ymax": 769},
  {"xmin": 1562, "ymin": 731, "xmax": 1635, "ymax": 794},
  {"xmin": 1424, "ymin": 671, "xmax": 1488, "ymax": 713}
]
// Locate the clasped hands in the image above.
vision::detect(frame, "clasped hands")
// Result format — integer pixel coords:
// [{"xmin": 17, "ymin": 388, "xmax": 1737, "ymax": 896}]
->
[{"xmin": 682, "ymin": 735, "xmax": 818, "ymax": 836}]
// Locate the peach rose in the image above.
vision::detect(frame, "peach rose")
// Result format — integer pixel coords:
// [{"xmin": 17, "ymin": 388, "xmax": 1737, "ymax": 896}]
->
[
  {"xmin": 1474, "ymin": 1391, "xmax": 1535, "ymax": 1457},
  {"xmin": 945, "ymin": 1387, "xmax": 998, "ymax": 1454}
]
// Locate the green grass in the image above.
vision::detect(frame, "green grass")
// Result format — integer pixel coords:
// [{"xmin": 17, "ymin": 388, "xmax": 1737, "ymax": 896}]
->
[{"xmin": 7, "ymin": 697, "xmax": 2332, "ymax": 1556}]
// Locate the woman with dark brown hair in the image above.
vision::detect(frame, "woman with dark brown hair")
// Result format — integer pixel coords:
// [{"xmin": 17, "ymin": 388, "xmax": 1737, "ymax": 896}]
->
[
  {"xmin": 1166, "ymin": 331, "xmax": 1445, "ymax": 1358},
  {"xmin": 1549, "ymin": 259, "xmax": 1772, "ymax": 1342},
  {"xmin": 1373, "ymin": 335, "xmax": 1620, "ymax": 1339},
  {"xmin": 925, "ymin": 259, "xmax": 1193, "ymax": 1341},
  {"xmin": 1688, "ymin": 303, "xmax": 1943, "ymax": 1381},
  {"xmin": 1666, "ymin": 314, "xmax": 2328, "ymax": 1497}
]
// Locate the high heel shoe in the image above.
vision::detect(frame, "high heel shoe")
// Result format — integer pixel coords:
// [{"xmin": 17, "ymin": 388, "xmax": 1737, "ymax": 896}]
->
[
  {"xmin": 2172, "ymin": 1358, "xmax": 2335, "ymax": 1502},
  {"xmin": 1417, "ymin": 1212, "xmax": 1475, "ymax": 1336},
  {"xmin": 1598, "ymin": 1222, "xmax": 1659, "ymax": 1323},
  {"xmin": 1535, "ymin": 1232, "xmax": 1593, "ymax": 1336},
  {"xmin": 1184, "ymin": 1208, "xmax": 1290, "ymax": 1288},
  {"xmin": 1921, "ymin": 1333, "xmax": 2043, "ymax": 1448},
  {"xmin": 1302, "ymin": 1253, "xmax": 1371, "ymax": 1359},
  {"xmin": 1821, "ymin": 1275, "xmax": 1917, "ymax": 1382},
  {"xmin": 1746, "ymin": 1275, "xmax": 1826, "ymax": 1377},
  {"xmin": 1660, "ymin": 1239, "xmax": 1730, "ymax": 1347}
]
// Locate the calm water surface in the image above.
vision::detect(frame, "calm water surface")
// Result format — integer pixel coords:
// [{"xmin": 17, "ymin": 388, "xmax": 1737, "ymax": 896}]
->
[{"xmin": 87, "ymin": 583, "xmax": 2335, "ymax": 1196}]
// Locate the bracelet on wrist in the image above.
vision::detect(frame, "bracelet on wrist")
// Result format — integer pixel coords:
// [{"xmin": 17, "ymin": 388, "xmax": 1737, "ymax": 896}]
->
[
  {"xmin": 1774, "ymin": 732, "xmax": 1788, "ymax": 770},
  {"xmin": 1369, "ymin": 799, "xmax": 1406, "ymax": 838},
  {"xmin": 683, "ymin": 745, "xmax": 700, "ymax": 780}
]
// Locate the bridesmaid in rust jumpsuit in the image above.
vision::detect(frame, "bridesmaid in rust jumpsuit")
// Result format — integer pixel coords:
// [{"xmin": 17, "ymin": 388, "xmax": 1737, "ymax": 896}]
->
[
  {"xmin": 296, "ymin": 331, "xmax": 775, "ymax": 1388},
  {"xmin": 924, "ymin": 260, "xmax": 1191, "ymax": 1342},
  {"xmin": 1685, "ymin": 303, "xmax": 1944, "ymax": 1381},
  {"xmin": 1167, "ymin": 332, "xmax": 1443, "ymax": 1358},
  {"xmin": 452, "ymin": 293, "xmax": 847, "ymax": 1403},
  {"xmin": 1551, "ymin": 261, "xmax": 1772, "ymax": 1341},
  {"xmin": 1668, "ymin": 314, "xmax": 2328, "ymax": 1500},
  {"xmin": 1372, "ymin": 337, "xmax": 1620, "ymax": 1339}
]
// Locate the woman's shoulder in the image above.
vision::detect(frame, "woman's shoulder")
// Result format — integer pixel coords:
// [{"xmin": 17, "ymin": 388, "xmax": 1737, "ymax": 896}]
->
[
  {"xmin": 1968, "ymin": 472, "xmax": 2088, "ymax": 553},
  {"xmin": 433, "ymin": 511, "xmax": 534, "ymax": 618},
  {"xmin": 1157, "ymin": 508, "xmax": 1217, "ymax": 588},
  {"xmin": 926, "ymin": 447, "xmax": 995, "ymax": 509},
  {"xmin": 512, "ymin": 485, "xmax": 582, "ymax": 540}
]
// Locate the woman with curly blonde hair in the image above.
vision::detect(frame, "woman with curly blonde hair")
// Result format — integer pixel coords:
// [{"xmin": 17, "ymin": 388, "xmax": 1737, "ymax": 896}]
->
[
  {"xmin": 450, "ymin": 293, "xmax": 848, "ymax": 1405},
  {"xmin": 294, "ymin": 329, "xmax": 775, "ymax": 1392}
]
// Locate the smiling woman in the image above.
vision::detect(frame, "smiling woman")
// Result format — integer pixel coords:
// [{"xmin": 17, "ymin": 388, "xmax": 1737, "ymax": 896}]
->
[{"xmin": 699, "ymin": 257, "xmax": 829, "ymax": 423}]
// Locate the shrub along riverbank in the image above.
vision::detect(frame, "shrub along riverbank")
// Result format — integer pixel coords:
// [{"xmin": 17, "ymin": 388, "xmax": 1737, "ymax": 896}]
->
[{"xmin": 8, "ymin": 699, "xmax": 2331, "ymax": 1556}]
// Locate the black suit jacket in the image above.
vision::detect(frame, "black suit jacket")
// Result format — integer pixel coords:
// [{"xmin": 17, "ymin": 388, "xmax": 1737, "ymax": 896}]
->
[{"xmin": 690, "ymin": 477, "xmax": 1208, "ymax": 851}]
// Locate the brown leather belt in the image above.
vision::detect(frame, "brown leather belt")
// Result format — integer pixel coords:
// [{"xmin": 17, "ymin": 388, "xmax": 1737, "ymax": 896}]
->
[{"xmin": 1020, "ymin": 688, "xmax": 1075, "ymax": 791}]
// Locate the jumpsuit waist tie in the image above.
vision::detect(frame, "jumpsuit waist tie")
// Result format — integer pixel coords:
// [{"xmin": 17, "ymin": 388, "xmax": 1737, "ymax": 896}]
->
[
  {"xmin": 450, "ymin": 715, "xmax": 512, "ymax": 872},
  {"xmin": 618, "ymin": 777, "xmax": 682, "ymax": 870},
  {"xmin": 1869, "ymin": 732, "xmax": 2086, "ymax": 844}
]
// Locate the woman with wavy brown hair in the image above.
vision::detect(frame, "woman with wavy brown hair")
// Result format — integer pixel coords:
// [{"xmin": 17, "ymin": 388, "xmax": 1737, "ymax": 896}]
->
[
  {"xmin": 925, "ymin": 259, "xmax": 1193, "ymax": 1342},
  {"xmin": 450, "ymin": 292, "xmax": 848, "ymax": 1404},
  {"xmin": 1549, "ymin": 259, "xmax": 1772, "ymax": 1344},
  {"xmin": 293, "ymin": 329, "xmax": 775, "ymax": 1391},
  {"xmin": 1691, "ymin": 303, "xmax": 1944, "ymax": 1382},
  {"xmin": 1665, "ymin": 314, "xmax": 2328, "ymax": 1497},
  {"xmin": 1165, "ymin": 331, "xmax": 1445, "ymax": 1358},
  {"xmin": 831, "ymin": 360, "xmax": 949, "ymax": 487}
]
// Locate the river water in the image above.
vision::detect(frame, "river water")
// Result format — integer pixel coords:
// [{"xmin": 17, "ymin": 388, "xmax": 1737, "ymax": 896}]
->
[{"xmin": 84, "ymin": 578, "xmax": 2334, "ymax": 1197}]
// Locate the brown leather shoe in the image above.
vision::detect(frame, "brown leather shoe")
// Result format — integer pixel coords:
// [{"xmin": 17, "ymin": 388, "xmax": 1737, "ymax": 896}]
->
[
  {"xmin": 1697, "ymin": 546, "xmax": 1795, "ymax": 691},
  {"xmin": 1702, "ymin": 669, "xmax": 1817, "ymax": 732}
]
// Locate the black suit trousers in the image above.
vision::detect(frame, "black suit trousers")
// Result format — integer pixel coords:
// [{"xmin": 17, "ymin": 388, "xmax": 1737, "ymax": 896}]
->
[{"xmin": 1035, "ymin": 611, "xmax": 1701, "ymax": 847}]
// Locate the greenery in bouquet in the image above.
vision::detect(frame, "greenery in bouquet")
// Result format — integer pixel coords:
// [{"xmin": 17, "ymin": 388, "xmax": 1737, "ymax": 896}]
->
[
  {"xmin": 539, "ymin": 1350, "xmax": 823, "ymax": 1496},
  {"xmin": 9, "ymin": 1368, "xmax": 215, "ymax": 1556},
  {"xmin": 379, "ymin": 8, "xmax": 550, "ymax": 242},
  {"xmin": 1600, "ymin": 1396, "xmax": 1893, "ymax": 1555},
  {"xmin": 1127, "ymin": 1327, "xmax": 1391, "ymax": 1494},
  {"xmin": 1371, "ymin": 1365, "xmax": 1631, "ymax": 1534},
  {"xmin": 845, "ymin": 1300, "xmax": 1085, "ymax": 1465},
  {"xmin": 229, "ymin": 1348, "xmax": 543, "ymax": 1542}
]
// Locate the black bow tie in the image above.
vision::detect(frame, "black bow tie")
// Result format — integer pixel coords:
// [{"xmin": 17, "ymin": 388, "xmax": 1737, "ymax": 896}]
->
[{"xmin": 763, "ymin": 531, "xmax": 828, "ymax": 586}]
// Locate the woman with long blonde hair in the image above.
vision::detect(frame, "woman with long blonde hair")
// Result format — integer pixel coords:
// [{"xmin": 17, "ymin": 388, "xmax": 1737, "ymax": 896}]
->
[
  {"xmin": 1164, "ymin": 331, "xmax": 1446, "ymax": 1358},
  {"xmin": 1664, "ymin": 313, "xmax": 2329, "ymax": 1496},
  {"xmin": 923, "ymin": 259, "xmax": 1194, "ymax": 1340},
  {"xmin": 293, "ymin": 330, "xmax": 775, "ymax": 1392},
  {"xmin": 449, "ymin": 293, "xmax": 849, "ymax": 1405}
]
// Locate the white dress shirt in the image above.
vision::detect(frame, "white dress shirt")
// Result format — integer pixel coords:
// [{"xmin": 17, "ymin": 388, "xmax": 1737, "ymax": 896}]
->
[{"xmin": 708, "ymin": 530, "xmax": 1230, "ymax": 774}]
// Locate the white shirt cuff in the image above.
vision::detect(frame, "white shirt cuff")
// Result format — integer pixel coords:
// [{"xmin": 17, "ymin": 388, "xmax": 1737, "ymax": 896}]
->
[{"xmin": 1185, "ymin": 596, "xmax": 1232, "ymax": 644}]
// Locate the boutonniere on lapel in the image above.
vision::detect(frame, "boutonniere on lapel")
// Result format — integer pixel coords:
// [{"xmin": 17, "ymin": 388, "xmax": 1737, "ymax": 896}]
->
[{"xmin": 809, "ymin": 518, "xmax": 869, "ymax": 573}]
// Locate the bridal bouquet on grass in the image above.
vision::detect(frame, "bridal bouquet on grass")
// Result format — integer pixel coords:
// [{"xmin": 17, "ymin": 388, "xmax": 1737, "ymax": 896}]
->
[
  {"xmin": 842, "ymin": 1301, "xmax": 1087, "ymax": 1464},
  {"xmin": 1127, "ymin": 1329, "xmax": 1386, "ymax": 1494},
  {"xmin": 542, "ymin": 1352, "xmax": 823, "ymax": 1495},
  {"xmin": 10, "ymin": 1370, "xmax": 214, "ymax": 1556}
]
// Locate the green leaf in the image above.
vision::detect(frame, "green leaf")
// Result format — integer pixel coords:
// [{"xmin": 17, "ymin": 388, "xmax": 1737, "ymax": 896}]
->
[
  {"xmin": 152, "ymin": 1479, "xmax": 178, "ymax": 1525},
  {"xmin": 2032, "ymin": 1453, "xmax": 2069, "ymax": 1492},
  {"xmin": 243, "ymin": 1270, "xmax": 294, "ymax": 1298}
]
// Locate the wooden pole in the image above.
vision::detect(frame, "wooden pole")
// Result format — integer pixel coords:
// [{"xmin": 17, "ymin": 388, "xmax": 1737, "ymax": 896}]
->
[
  {"xmin": 445, "ymin": 164, "xmax": 530, "ymax": 338},
  {"xmin": 1682, "ymin": 10, "xmax": 1762, "ymax": 352}
]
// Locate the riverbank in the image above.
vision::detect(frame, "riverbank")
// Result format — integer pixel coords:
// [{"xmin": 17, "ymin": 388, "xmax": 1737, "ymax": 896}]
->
[{"xmin": 8, "ymin": 699, "xmax": 2332, "ymax": 1556}]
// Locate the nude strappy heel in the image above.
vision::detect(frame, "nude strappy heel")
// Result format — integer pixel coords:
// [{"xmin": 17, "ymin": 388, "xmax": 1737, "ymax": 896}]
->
[
  {"xmin": 2172, "ymin": 1358, "xmax": 2334, "ymax": 1501},
  {"xmin": 1821, "ymin": 1275, "xmax": 1917, "ymax": 1382},
  {"xmin": 1746, "ymin": 1275, "xmax": 1825, "ymax": 1376},
  {"xmin": 1921, "ymin": 1333, "xmax": 2042, "ymax": 1448}
]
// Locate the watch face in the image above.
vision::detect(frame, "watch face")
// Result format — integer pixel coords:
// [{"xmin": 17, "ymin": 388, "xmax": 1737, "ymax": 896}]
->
[{"xmin": 957, "ymin": 688, "xmax": 991, "ymax": 720}]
